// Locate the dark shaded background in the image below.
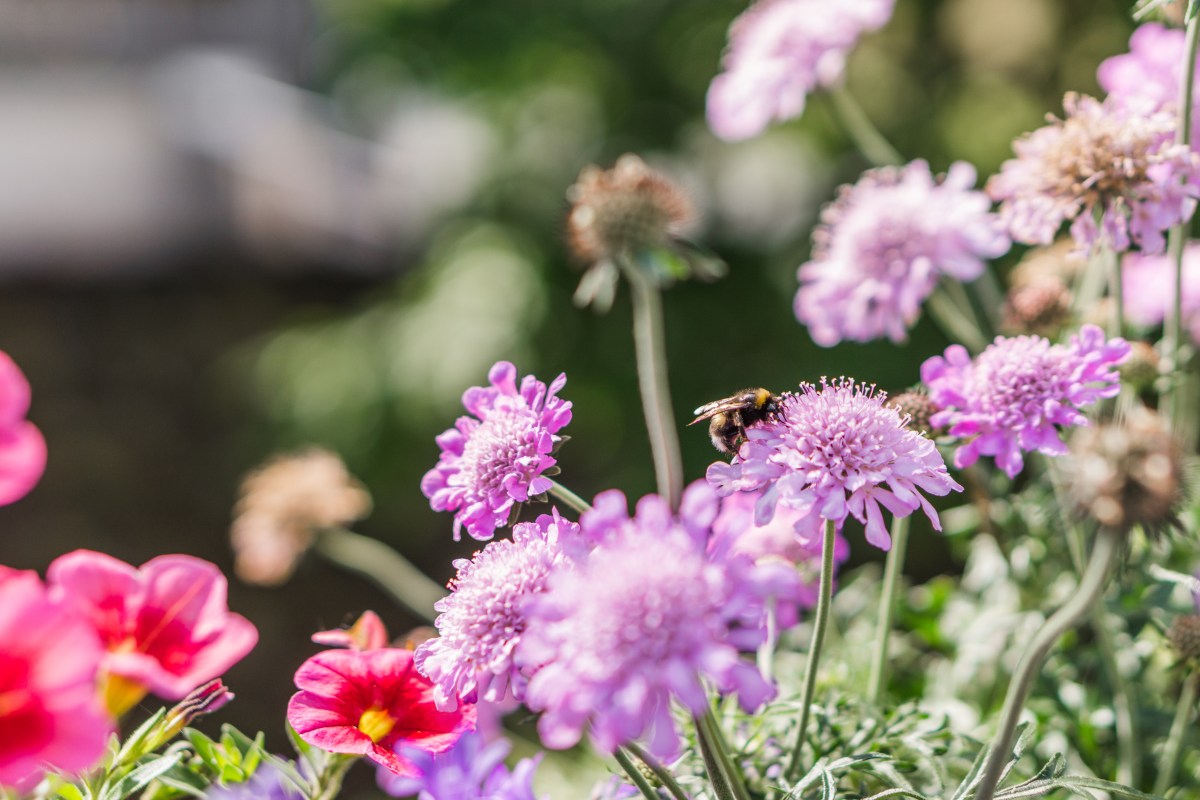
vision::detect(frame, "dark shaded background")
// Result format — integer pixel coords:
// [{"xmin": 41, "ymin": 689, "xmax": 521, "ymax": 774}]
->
[{"xmin": 0, "ymin": 0, "xmax": 1145, "ymax": 791}]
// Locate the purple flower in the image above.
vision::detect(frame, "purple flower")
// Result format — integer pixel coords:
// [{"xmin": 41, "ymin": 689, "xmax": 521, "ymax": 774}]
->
[
  {"xmin": 706, "ymin": 0, "xmax": 895, "ymax": 141},
  {"xmin": 1122, "ymin": 244, "xmax": 1200, "ymax": 344},
  {"xmin": 422, "ymin": 362, "xmax": 572, "ymax": 541},
  {"xmin": 1098, "ymin": 23, "xmax": 1200, "ymax": 140},
  {"xmin": 414, "ymin": 510, "xmax": 583, "ymax": 711},
  {"xmin": 795, "ymin": 160, "xmax": 1010, "ymax": 346},
  {"xmin": 519, "ymin": 482, "xmax": 774, "ymax": 758},
  {"xmin": 988, "ymin": 93, "xmax": 1200, "ymax": 255},
  {"xmin": 921, "ymin": 324, "xmax": 1130, "ymax": 478},
  {"xmin": 207, "ymin": 763, "xmax": 305, "ymax": 800},
  {"xmin": 706, "ymin": 379, "xmax": 961, "ymax": 552},
  {"xmin": 379, "ymin": 733, "xmax": 542, "ymax": 800}
]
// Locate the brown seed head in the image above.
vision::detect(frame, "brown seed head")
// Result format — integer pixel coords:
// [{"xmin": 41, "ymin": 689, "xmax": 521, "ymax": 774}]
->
[
  {"xmin": 1120, "ymin": 341, "xmax": 1161, "ymax": 393},
  {"xmin": 1168, "ymin": 614, "xmax": 1200, "ymax": 663},
  {"xmin": 1009, "ymin": 239, "xmax": 1087, "ymax": 288},
  {"xmin": 1002, "ymin": 276, "xmax": 1072, "ymax": 336},
  {"xmin": 889, "ymin": 390, "xmax": 939, "ymax": 436},
  {"xmin": 1066, "ymin": 408, "xmax": 1184, "ymax": 535},
  {"xmin": 566, "ymin": 154, "xmax": 694, "ymax": 264}
]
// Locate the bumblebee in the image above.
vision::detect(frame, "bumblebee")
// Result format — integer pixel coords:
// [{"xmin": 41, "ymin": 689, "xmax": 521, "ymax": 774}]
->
[{"xmin": 689, "ymin": 387, "xmax": 781, "ymax": 455}]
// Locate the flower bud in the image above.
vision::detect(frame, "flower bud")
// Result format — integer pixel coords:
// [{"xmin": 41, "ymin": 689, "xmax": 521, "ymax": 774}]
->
[
  {"xmin": 1119, "ymin": 341, "xmax": 1160, "ymax": 393},
  {"xmin": 889, "ymin": 390, "xmax": 939, "ymax": 436},
  {"xmin": 1002, "ymin": 276, "xmax": 1071, "ymax": 337},
  {"xmin": 1168, "ymin": 615, "xmax": 1200, "ymax": 664}
]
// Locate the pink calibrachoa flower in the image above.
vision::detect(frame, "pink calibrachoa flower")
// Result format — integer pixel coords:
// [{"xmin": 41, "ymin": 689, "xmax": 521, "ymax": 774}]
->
[
  {"xmin": 1123, "ymin": 243, "xmax": 1200, "ymax": 344},
  {"xmin": 707, "ymin": 379, "xmax": 961, "ymax": 552},
  {"xmin": 287, "ymin": 647, "xmax": 476, "ymax": 778},
  {"xmin": 422, "ymin": 362, "xmax": 572, "ymax": 542},
  {"xmin": 988, "ymin": 93, "xmax": 1200, "ymax": 255},
  {"xmin": 46, "ymin": 550, "xmax": 258, "ymax": 715},
  {"xmin": 707, "ymin": 0, "xmax": 895, "ymax": 141},
  {"xmin": 0, "ymin": 351, "xmax": 47, "ymax": 507},
  {"xmin": 0, "ymin": 570, "xmax": 112, "ymax": 788},
  {"xmin": 415, "ymin": 509, "xmax": 583, "ymax": 711},
  {"xmin": 921, "ymin": 324, "xmax": 1130, "ymax": 479},
  {"xmin": 795, "ymin": 160, "xmax": 1010, "ymax": 346},
  {"xmin": 518, "ymin": 482, "xmax": 776, "ymax": 758},
  {"xmin": 1098, "ymin": 23, "xmax": 1200, "ymax": 140}
]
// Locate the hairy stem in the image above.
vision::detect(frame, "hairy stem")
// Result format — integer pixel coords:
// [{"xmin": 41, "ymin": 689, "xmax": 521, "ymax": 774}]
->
[
  {"xmin": 785, "ymin": 518, "xmax": 839, "ymax": 782},
  {"xmin": 1154, "ymin": 671, "xmax": 1199, "ymax": 797},
  {"xmin": 867, "ymin": 515, "xmax": 910, "ymax": 706},
  {"xmin": 625, "ymin": 742, "xmax": 691, "ymax": 800},
  {"xmin": 314, "ymin": 528, "xmax": 445, "ymax": 624},
  {"xmin": 614, "ymin": 747, "xmax": 662, "ymax": 800},
  {"xmin": 973, "ymin": 527, "xmax": 1122, "ymax": 800},
  {"xmin": 621, "ymin": 260, "xmax": 684, "ymax": 510},
  {"xmin": 548, "ymin": 478, "xmax": 593, "ymax": 515},
  {"xmin": 695, "ymin": 711, "xmax": 751, "ymax": 800}
]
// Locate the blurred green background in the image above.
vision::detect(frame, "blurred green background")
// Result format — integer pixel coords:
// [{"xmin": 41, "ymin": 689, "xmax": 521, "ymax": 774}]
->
[{"xmin": 0, "ymin": 0, "xmax": 1148, "ymax": 792}]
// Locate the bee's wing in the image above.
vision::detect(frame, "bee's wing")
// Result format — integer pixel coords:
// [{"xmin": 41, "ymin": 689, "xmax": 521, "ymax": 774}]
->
[{"xmin": 689, "ymin": 398, "xmax": 743, "ymax": 425}]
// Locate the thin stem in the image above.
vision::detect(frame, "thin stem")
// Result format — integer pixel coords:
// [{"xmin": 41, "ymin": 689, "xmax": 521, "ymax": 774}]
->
[
  {"xmin": 1106, "ymin": 244, "xmax": 1124, "ymax": 339},
  {"xmin": 548, "ymin": 479, "xmax": 593, "ymax": 515},
  {"xmin": 973, "ymin": 527, "xmax": 1123, "ymax": 800},
  {"xmin": 1154, "ymin": 672, "xmax": 1198, "ymax": 796},
  {"xmin": 1165, "ymin": 9, "xmax": 1200, "ymax": 431},
  {"xmin": 624, "ymin": 743, "xmax": 691, "ymax": 800},
  {"xmin": 867, "ymin": 515, "xmax": 911, "ymax": 706},
  {"xmin": 829, "ymin": 85, "xmax": 903, "ymax": 167},
  {"xmin": 314, "ymin": 528, "xmax": 445, "ymax": 624},
  {"xmin": 313, "ymin": 755, "xmax": 356, "ymax": 800},
  {"xmin": 621, "ymin": 260, "xmax": 684, "ymax": 510},
  {"xmin": 695, "ymin": 711, "xmax": 752, "ymax": 800},
  {"xmin": 785, "ymin": 518, "xmax": 838, "ymax": 783},
  {"xmin": 927, "ymin": 286, "xmax": 989, "ymax": 353},
  {"xmin": 614, "ymin": 747, "xmax": 662, "ymax": 800},
  {"xmin": 1093, "ymin": 605, "xmax": 1140, "ymax": 788}
]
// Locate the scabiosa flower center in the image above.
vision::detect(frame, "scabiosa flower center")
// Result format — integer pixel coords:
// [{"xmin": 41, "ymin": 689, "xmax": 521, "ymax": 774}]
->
[{"xmin": 456, "ymin": 409, "xmax": 541, "ymax": 495}]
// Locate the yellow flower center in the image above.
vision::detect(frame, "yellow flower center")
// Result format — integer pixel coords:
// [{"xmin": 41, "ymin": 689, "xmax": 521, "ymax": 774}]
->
[{"xmin": 357, "ymin": 707, "xmax": 396, "ymax": 743}]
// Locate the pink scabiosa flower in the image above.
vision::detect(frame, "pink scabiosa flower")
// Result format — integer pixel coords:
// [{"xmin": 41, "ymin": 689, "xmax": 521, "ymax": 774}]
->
[
  {"xmin": 795, "ymin": 160, "xmax": 1010, "ymax": 346},
  {"xmin": 921, "ymin": 324, "xmax": 1130, "ymax": 478},
  {"xmin": 1122, "ymin": 243, "xmax": 1200, "ymax": 344},
  {"xmin": 1098, "ymin": 23, "xmax": 1200, "ymax": 138},
  {"xmin": 519, "ymin": 482, "xmax": 774, "ymax": 758},
  {"xmin": 422, "ymin": 362, "xmax": 572, "ymax": 541},
  {"xmin": 287, "ymin": 647, "xmax": 476, "ymax": 778},
  {"xmin": 378, "ymin": 732, "xmax": 543, "ymax": 800},
  {"xmin": 0, "ymin": 352, "xmax": 47, "ymax": 507},
  {"xmin": 415, "ymin": 510, "xmax": 583, "ymax": 711},
  {"xmin": 707, "ymin": 0, "xmax": 896, "ymax": 141},
  {"xmin": 707, "ymin": 380, "xmax": 962, "ymax": 551},
  {"xmin": 46, "ymin": 550, "xmax": 258, "ymax": 716},
  {"xmin": 988, "ymin": 92, "xmax": 1200, "ymax": 254},
  {"xmin": 0, "ymin": 570, "xmax": 112, "ymax": 788}
]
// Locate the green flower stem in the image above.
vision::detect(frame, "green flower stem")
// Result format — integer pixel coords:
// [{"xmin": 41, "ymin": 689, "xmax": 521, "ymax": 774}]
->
[
  {"xmin": 621, "ymin": 260, "xmax": 684, "ymax": 510},
  {"xmin": 1105, "ymin": 244, "xmax": 1124, "ymax": 338},
  {"xmin": 928, "ymin": 286, "xmax": 988, "ymax": 353},
  {"xmin": 695, "ymin": 711, "xmax": 752, "ymax": 800},
  {"xmin": 1093, "ymin": 604, "xmax": 1140, "ymax": 788},
  {"xmin": 1154, "ymin": 671, "xmax": 1199, "ymax": 797},
  {"xmin": 829, "ymin": 85, "xmax": 903, "ymax": 167},
  {"xmin": 1165, "ymin": 7, "xmax": 1200, "ymax": 432},
  {"xmin": 867, "ymin": 514, "xmax": 910, "ymax": 706},
  {"xmin": 314, "ymin": 527, "xmax": 446, "ymax": 624},
  {"xmin": 548, "ymin": 479, "xmax": 593, "ymax": 515},
  {"xmin": 785, "ymin": 518, "xmax": 838, "ymax": 783},
  {"xmin": 313, "ymin": 754, "xmax": 356, "ymax": 800},
  {"xmin": 614, "ymin": 747, "xmax": 662, "ymax": 800},
  {"xmin": 624, "ymin": 742, "xmax": 691, "ymax": 800},
  {"xmin": 973, "ymin": 526, "xmax": 1123, "ymax": 800}
]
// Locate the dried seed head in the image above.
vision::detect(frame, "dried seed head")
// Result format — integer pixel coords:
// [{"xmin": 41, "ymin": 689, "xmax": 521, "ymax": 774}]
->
[
  {"xmin": 566, "ymin": 154, "xmax": 694, "ymax": 264},
  {"xmin": 889, "ymin": 390, "xmax": 940, "ymax": 436},
  {"xmin": 1009, "ymin": 238, "xmax": 1087, "ymax": 288},
  {"xmin": 1120, "ymin": 341, "xmax": 1161, "ymax": 392},
  {"xmin": 1168, "ymin": 614, "xmax": 1200, "ymax": 663},
  {"xmin": 1002, "ymin": 276, "xmax": 1072, "ymax": 336},
  {"xmin": 1066, "ymin": 407, "xmax": 1184, "ymax": 535}
]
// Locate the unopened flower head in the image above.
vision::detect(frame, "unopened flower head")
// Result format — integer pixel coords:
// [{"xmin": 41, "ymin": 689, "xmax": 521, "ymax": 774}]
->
[
  {"xmin": 566, "ymin": 155, "xmax": 693, "ymax": 265},
  {"xmin": 706, "ymin": 0, "xmax": 896, "ymax": 141},
  {"xmin": 795, "ymin": 160, "xmax": 1009, "ymax": 346},
  {"xmin": 1098, "ymin": 23, "xmax": 1200, "ymax": 140},
  {"xmin": 1168, "ymin": 615, "xmax": 1200, "ymax": 664},
  {"xmin": 921, "ymin": 324, "xmax": 1130, "ymax": 478},
  {"xmin": 1008, "ymin": 238, "xmax": 1087, "ymax": 288},
  {"xmin": 988, "ymin": 93, "xmax": 1200, "ymax": 254},
  {"xmin": 1001, "ymin": 276, "xmax": 1072, "ymax": 337},
  {"xmin": 519, "ymin": 482, "xmax": 774, "ymax": 758},
  {"xmin": 1123, "ymin": 243, "xmax": 1200, "ymax": 345},
  {"xmin": 415, "ymin": 510, "xmax": 583, "ymax": 711},
  {"xmin": 231, "ymin": 448, "xmax": 371, "ymax": 586},
  {"xmin": 422, "ymin": 362, "xmax": 572, "ymax": 541},
  {"xmin": 707, "ymin": 379, "xmax": 962, "ymax": 552},
  {"xmin": 1065, "ymin": 407, "xmax": 1183, "ymax": 536},
  {"xmin": 888, "ymin": 389, "xmax": 941, "ymax": 436}
]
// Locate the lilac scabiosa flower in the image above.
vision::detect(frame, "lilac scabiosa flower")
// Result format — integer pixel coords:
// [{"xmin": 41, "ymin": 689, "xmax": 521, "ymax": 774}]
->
[
  {"xmin": 519, "ymin": 482, "xmax": 774, "ymax": 758},
  {"xmin": 921, "ymin": 324, "xmax": 1130, "ymax": 479},
  {"xmin": 1099, "ymin": 23, "xmax": 1200, "ymax": 138},
  {"xmin": 706, "ymin": 379, "xmax": 961, "ymax": 551},
  {"xmin": 415, "ymin": 510, "xmax": 583, "ymax": 711},
  {"xmin": 379, "ymin": 732, "xmax": 542, "ymax": 800},
  {"xmin": 1123, "ymin": 243, "xmax": 1200, "ymax": 344},
  {"xmin": 207, "ymin": 764, "xmax": 305, "ymax": 800},
  {"xmin": 988, "ymin": 93, "xmax": 1200, "ymax": 255},
  {"xmin": 795, "ymin": 160, "xmax": 1010, "ymax": 346},
  {"xmin": 422, "ymin": 362, "xmax": 572, "ymax": 541},
  {"xmin": 707, "ymin": 0, "xmax": 895, "ymax": 141}
]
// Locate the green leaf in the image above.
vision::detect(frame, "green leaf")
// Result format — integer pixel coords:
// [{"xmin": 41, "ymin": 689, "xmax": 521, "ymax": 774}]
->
[
  {"xmin": 113, "ymin": 708, "xmax": 168, "ymax": 766},
  {"xmin": 1054, "ymin": 776, "xmax": 1170, "ymax": 800},
  {"xmin": 53, "ymin": 784, "xmax": 87, "ymax": 800},
  {"xmin": 99, "ymin": 752, "xmax": 184, "ymax": 800},
  {"xmin": 182, "ymin": 730, "xmax": 218, "ymax": 769}
]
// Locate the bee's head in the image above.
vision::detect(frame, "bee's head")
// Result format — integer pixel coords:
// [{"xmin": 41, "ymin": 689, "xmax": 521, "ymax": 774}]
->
[{"xmin": 752, "ymin": 387, "xmax": 777, "ymax": 412}]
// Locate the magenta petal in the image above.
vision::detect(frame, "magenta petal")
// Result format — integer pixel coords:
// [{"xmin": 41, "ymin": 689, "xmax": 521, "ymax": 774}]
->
[{"xmin": 0, "ymin": 423, "xmax": 46, "ymax": 507}]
